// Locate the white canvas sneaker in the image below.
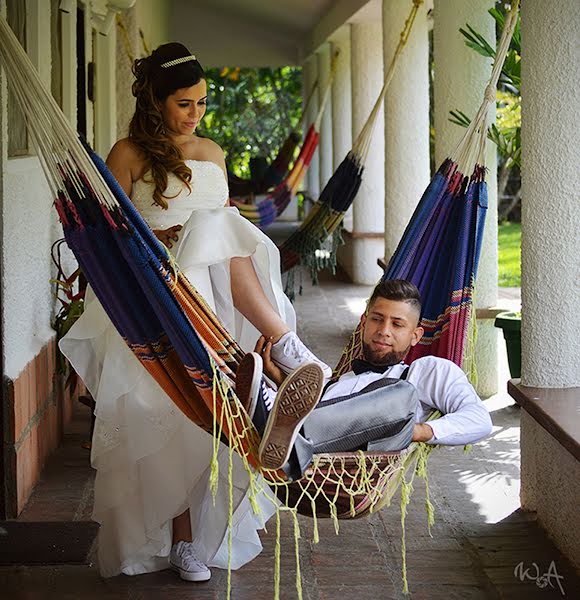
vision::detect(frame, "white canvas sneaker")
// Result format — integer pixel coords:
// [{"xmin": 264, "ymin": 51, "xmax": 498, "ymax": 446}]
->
[
  {"xmin": 269, "ymin": 331, "xmax": 332, "ymax": 379},
  {"xmin": 169, "ymin": 541, "xmax": 211, "ymax": 582}
]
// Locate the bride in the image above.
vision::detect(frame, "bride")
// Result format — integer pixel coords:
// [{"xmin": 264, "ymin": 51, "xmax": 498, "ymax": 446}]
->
[{"xmin": 60, "ymin": 42, "xmax": 329, "ymax": 582}]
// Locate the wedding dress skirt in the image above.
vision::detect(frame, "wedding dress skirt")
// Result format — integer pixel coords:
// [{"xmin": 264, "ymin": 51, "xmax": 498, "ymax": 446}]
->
[{"xmin": 60, "ymin": 160, "xmax": 295, "ymax": 577}]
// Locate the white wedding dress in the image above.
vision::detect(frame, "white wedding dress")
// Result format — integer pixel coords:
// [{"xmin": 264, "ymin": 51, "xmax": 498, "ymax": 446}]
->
[{"xmin": 60, "ymin": 160, "xmax": 295, "ymax": 577}]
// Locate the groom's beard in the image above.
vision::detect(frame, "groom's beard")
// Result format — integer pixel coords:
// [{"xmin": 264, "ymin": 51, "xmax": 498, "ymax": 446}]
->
[{"xmin": 362, "ymin": 341, "xmax": 411, "ymax": 367}]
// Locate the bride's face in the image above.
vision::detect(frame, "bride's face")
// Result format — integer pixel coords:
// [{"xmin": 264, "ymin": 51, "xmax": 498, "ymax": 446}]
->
[{"xmin": 160, "ymin": 80, "xmax": 208, "ymax": 137}]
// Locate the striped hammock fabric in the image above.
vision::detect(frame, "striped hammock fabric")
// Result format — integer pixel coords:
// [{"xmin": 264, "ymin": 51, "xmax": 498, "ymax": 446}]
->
[
  {"xmin": 232, "ymin": 122, "xmax": 320, "ymax": 227},
  {"xmin": 228, "ymin": 131, "xmax": 301, "ymax": 197}
]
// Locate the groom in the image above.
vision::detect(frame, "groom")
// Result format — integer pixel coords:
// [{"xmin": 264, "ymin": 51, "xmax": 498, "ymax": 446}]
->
[{"xmin": 237, "ymin": 279, "xmax": 492, "ymax": 479}]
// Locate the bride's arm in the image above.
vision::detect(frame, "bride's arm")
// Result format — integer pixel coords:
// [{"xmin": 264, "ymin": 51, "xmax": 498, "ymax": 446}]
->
[{"xmin": 106, "ymin": 139, "xmax": 144, "ymax": 197}]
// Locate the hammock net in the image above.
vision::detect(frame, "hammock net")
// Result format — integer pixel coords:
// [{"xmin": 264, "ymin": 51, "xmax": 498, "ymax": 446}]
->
[{"xmin": 0, "ymin": 0, "xmax": 519, "ymax": 595}]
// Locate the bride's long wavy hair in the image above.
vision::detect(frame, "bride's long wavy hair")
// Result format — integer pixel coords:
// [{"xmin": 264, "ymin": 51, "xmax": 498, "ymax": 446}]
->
[{"xmin": 129, "ymin": 43, "xmax": 205, "ymax": 209}]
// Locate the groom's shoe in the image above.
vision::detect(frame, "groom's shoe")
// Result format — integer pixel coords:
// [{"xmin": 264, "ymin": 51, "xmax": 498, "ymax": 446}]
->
[
  {"xmin": 236, "ymin": 352, "xmax": 276, "ymax": 436},
  {"xmin": 236, "ymin": 352, "xmax": 263, "ymax": 417},
  {"xmin": 259, "ymin": 363, "xmax": 324, "ymax": 471}
]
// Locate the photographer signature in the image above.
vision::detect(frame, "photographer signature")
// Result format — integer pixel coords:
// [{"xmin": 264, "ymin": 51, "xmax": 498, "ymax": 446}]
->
[{"xmin": 514, "ymin": 560, "xmax": 565, "ymax": 596}]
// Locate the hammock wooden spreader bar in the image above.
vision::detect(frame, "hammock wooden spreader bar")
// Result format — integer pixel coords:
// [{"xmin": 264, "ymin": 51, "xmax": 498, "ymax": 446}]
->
[
  {"xmin": 231, "ymin": 51, "xmax": 340, "ymax": 228},
  {"xmin": 279, "ymin": 0, "xmax": 424, "ymax": 277}
]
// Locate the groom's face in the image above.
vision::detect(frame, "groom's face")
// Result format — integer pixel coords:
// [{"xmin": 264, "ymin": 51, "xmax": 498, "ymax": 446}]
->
[{"xmin": 360, "ymin": 297, "xmax": 424, "ymax": 366}]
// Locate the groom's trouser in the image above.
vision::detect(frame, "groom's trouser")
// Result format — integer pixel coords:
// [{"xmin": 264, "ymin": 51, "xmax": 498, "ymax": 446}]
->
[{"xmin": 284, "ymin": 377, "xmax": 418, "ymax": 481}]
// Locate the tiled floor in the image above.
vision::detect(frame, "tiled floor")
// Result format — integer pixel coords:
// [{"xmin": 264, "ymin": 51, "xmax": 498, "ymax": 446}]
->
[{"xmin": 2, "ymin": 258, "xmax": 579, "ymax": 599}]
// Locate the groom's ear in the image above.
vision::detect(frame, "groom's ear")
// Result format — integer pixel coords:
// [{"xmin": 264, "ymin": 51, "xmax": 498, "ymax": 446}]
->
[{"xmin": 411, "ymin": 325, "xmax": 424, "ymax": 347}]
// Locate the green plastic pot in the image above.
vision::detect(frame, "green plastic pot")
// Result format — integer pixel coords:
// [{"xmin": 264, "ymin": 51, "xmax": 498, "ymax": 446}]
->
[{"xmin": 494, "ymin": 311, "xmax": 521, "ymax": 378}]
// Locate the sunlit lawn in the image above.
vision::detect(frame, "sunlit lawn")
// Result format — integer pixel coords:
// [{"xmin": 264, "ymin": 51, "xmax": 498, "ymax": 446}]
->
[{"xmin": 498, "ymin": 222, "xmax": 521, "ymax": 287}]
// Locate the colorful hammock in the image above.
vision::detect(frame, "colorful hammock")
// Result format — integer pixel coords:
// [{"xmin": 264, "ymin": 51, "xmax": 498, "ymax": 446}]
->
[
  {"xmin": 231, "ymin": 55, "xmax": 338, "ymax": 228},
  {"xmin": 228, "ymin": 80, "xmax": 318, "ymax": 198},
  {"xmin": 0, "ymin": 1, "xmax": 518, "ymax": 595},
  {"xmin": 228, "ymin": 130, "xmax": 302, "ymax": 197},
  {"xmin": 279, "ymin": 0, "xmax": 423, "ymax": 280}
]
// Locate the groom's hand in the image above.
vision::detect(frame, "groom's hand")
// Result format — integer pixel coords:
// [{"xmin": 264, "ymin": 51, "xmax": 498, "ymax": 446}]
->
[
  {"xmin": 412, "ymin": 423, "xmax": 434, "ymax": 443},
  {"xmin": 254, "ymin": 335, "xmax": 285, "ymax": 386}
]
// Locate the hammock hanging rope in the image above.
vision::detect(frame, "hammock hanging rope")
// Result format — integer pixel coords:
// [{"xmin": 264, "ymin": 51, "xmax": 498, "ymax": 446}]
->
[
  {"xmin": 279, "ymin": 0, "xmax": 424, "ymax": 280},
  {"xmin": 0, "ymin": 1, "xmax": 519, "ymax": 595},
  {"xmin": 231, "ymin": 52, "xmax": 339, "ymax": 228},
  {"xmin": 228, "ymin": 80, "xmax": 318, "ymax": 198}
]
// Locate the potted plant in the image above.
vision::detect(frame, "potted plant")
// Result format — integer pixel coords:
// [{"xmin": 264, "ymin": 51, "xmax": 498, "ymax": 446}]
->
[{"xmin": 494, "ymin": 311, "xmax": 521, "ymax": 378}]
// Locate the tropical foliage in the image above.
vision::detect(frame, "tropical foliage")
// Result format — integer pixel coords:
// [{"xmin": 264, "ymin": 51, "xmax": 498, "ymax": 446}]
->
[{"xmin": 197, "ymin": 66, "xmax": 303, "ymax": 177}]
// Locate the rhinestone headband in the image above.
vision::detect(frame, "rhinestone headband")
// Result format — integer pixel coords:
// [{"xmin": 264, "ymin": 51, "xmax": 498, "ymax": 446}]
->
[{"xmin": 160, "ymin": 55, "xmax": 197, "ymax": 68}]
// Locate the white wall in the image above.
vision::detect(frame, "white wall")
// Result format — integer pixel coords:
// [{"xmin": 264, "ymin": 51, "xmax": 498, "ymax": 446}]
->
[
  {"xmin": 2, "ymin": 159, "xmax": 57, "ymax": 379},
  {"xmin": 0, "ymin": 0, "xmax": 59, "ymax": 380}
]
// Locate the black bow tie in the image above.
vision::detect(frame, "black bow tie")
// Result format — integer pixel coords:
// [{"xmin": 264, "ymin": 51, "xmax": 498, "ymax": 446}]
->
[{"xmin": 352, "ymin": 358, "xmax": 394, "ymax": 375}]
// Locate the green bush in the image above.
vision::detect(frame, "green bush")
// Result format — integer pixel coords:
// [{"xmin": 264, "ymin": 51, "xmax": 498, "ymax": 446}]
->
[{"xmin": 197, "ymin": 66, "xmax": 303, "ymax": 177}]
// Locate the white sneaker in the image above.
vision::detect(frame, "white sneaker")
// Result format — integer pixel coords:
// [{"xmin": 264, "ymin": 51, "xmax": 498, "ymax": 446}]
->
[
  {"xmin": 170, "ymin": 541, "xmax": 211, "ymax": 582},
  {"xmin": 269, "ymin": 331, "xmax": 332, "ymax": 379}
]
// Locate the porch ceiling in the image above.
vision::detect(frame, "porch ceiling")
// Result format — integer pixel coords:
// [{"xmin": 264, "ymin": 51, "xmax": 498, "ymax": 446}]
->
[{"xmin": 170, "ymin": 0, "xmax": 376, "ymax": 67}]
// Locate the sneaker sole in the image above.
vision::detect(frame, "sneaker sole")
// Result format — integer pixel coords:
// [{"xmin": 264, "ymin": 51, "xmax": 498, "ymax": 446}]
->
[
  {"xmin": 258, "ymin": 363, "xmax": 324, "ymax": 471},
  {"xmin": 236, "ymin": 353, "xmax": 263, "ymax": 417},
  {"xmin": 170, "ymin": 563, "xmax": 211, "ymax": 582}
]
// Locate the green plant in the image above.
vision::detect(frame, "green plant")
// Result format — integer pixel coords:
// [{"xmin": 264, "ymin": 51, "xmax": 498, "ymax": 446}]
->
[
  {"xmin": 197, "ymin": 66, "xmax": 303, "ymax": 177},
  {"xmin": 51, "ymin": 239, "xmax": 86, "ymax": 373}
]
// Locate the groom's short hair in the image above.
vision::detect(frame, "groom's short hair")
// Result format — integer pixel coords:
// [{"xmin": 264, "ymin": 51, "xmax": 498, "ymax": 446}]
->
[{"xmin": 368, "ymin": 279, "xmax": 422, "ymax": 322}]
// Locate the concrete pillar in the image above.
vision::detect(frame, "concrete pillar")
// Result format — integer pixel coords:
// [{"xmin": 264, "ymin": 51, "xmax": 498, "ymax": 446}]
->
[
  {"xmin": 317, "ymin": 43, "xmax": 333, "ymax": 192},
  {"xmin": 302, "ymin": 55, "xmax": 320, "ymax": 199},
  {"xmin": 383, "ymin": 0, "xmax": 430, "ymax": 261},
  {"xmin": 95, "ymin": 28, "xmax": 118, "ymax": 156},
  {"xmin": 433, "ymin": 0, "xmax": 498, "ymax": 396},
  {"xmin": 348, "ymin": 20, "xmax": 385, "ymax": 284},
  {"xmin": 520, "ymin": 1, "xmax": 580, "ymax": 388},
  {"xmin": 330, "ymin": 25, "xmax": 353, "ymax": 230}
]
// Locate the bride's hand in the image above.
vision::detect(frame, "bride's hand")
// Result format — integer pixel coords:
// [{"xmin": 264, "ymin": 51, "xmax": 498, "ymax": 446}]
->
[{"xmin": 153, "ymin": 225, "xmax": 182, "ymax": 249}]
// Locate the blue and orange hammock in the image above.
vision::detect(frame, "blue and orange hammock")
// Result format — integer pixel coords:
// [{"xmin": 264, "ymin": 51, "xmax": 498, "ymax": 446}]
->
[{"xmin": 0, "ymin": 1, "xmax": 518, "ymax": 595}]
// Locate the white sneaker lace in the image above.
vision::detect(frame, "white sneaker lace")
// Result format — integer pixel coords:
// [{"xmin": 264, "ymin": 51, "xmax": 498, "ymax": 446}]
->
[
  {"xmin": 179, "ymin": 543, "xmax": 208, "ymax": 571},
  {"xmin": 282, "ymin": 334, "xmax": 318, "ymax": 362}
]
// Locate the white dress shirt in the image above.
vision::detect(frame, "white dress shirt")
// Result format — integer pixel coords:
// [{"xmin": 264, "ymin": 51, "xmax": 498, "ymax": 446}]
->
[{"xmin": 322, "ymin": 356, "xmax": 493, "ymax": 446}]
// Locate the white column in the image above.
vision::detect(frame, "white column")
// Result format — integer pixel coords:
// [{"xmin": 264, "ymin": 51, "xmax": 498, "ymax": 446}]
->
[
  {"xmin": 331, "ymin": 25, "xmax": 353, "ymax": 230},
  {"xmin": 520, "ymin": 1, "xmax": 580, "ymax": 388},
  {"xmin": 317, "ymin": 43, "xmax": 333, "ymax": 192},
  {"xmin": 302, "ymin": 54, "xmax": 320, "ymax": 199},
  {"xmin": 383, "ymin": 0, "xmax": 430, "ymax": 261},
  {"xmin": 433, "ymin": 0, "xmax": 498, "ymax": 396},
  {"xmin": 348, "ymin": 21, "xmax": 385, "ymax": 285},
  {"xmin": 95, "ymin": 28, "xmax": 118, "ymax": 156}
]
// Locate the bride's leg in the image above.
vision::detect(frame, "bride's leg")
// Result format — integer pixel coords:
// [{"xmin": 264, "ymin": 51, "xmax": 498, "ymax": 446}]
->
[
  {"xmin": 230, "ymin": 256, "xmax": 289, "ymax": 340},
  {"xmin": 172, "ymin": 509, "xmax": 192, "ymax": 543},
  {"xmin": 171, "ymin": 510, "xmax": 211, "ymax": 581},
  {"xmin": 230, "ymin": 256, "xmax": 331, "ymax": 378}
]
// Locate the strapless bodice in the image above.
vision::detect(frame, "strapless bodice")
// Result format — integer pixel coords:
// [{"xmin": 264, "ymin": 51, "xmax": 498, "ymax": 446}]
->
[{"xmin": 131, "ymin": 160, "xmax": 228, "ymax": 230}]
